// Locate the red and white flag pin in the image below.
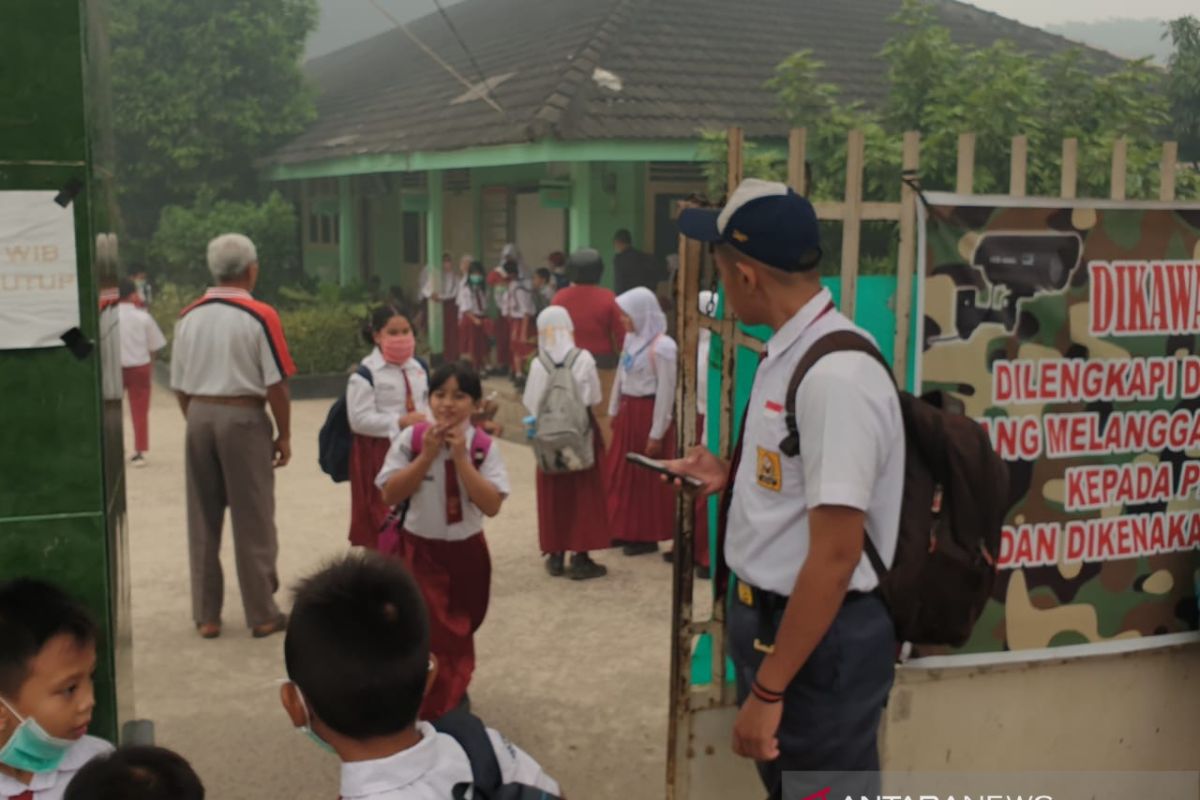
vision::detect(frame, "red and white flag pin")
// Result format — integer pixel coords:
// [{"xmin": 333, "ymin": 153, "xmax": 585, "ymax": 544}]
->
[{"xmin": 763, "ymin": 399, "xmax": 784, "ymax": 419}]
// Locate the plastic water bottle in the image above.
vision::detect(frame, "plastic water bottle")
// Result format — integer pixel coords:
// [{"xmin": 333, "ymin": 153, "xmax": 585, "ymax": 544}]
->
[{"xmin": 523, "ymin": 415, "xmax": 537, "ymax": 440}]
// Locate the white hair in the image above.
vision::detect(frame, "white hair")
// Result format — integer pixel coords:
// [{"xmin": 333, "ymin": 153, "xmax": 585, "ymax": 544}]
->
[{"xmin": 206, "ymin": 233, "xmax": 258, "ymax": 282}]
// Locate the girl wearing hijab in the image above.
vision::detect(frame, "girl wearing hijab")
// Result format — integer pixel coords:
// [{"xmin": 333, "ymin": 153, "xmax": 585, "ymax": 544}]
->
[
  {"xmin": 604, "ymin": 287, "xmax": 678, "ymax": 555},
  {"xmin": 523, "ymin": 307, "xmax": 610, "ymax": 580},
  {"xmin": 487, "ymin": 244, "xmax": 523, "ymax": 375}
]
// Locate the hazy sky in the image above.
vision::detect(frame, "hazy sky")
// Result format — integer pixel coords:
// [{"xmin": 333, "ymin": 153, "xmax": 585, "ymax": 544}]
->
[{"xmin": 964, "ymin": 0, "xmax": 1195, "ymax": 26}]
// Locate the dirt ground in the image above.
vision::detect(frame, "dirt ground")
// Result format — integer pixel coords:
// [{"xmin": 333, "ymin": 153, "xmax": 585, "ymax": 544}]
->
[{"xmin": 125, "ymin": 385, "xmax": 687, "ymax": 800}]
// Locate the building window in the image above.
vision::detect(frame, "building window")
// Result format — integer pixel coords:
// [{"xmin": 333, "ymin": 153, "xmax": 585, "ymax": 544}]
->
[
  {"xmin": 306, "ymin": 178, "xmax": 340, "ymax": 247},
  {"xmin": 403, "ymin": 212, "xmax": 423, "ymax": 264}
]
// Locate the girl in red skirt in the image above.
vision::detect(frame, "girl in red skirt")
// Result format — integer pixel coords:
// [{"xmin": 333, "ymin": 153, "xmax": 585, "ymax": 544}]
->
[
  {"xmin": 605, "ymin": 287, "xmax": 678, "ymax": 556},
  {"xmin": 346, "ymin": 306, "xmax": 430, "ymax": 549},
  {"xmin": 523, "ymin": 306, "xmax": 610, "ymax": 580},
  {"xmin": 376, "ymin": 361, "xmax": 509, "ymax": 720},
  {"xmin": 457, "ymin": 259, "xmax": 489, "ymax": 367}
]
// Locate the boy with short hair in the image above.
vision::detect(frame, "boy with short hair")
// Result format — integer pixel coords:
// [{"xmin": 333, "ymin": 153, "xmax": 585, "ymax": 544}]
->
[
  {"xmin": 0, "ymin": 580, "xmax": 114, "ymax": 800},
  {"xmin": 279, "ymin": 554, "xmax": 561, "ymax": 799},
  {"xmin": 532, "ymin": 268, "xmax": 554, "ymax": 314},
  {"xmin": 63, "ymin": 746, "xmax": 203, "ymax": 800}
]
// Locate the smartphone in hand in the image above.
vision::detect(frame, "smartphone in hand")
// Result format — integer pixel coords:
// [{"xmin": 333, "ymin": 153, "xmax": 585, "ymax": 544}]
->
[{"xmin": 625, "ymin": 452, "xmax": 703, "ymax": 488}]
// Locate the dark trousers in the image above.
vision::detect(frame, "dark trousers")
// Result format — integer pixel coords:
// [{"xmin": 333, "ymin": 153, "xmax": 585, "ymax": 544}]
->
[{"xmin": 728, "ymin": 588, "xmax": 895, "ymax": 800}]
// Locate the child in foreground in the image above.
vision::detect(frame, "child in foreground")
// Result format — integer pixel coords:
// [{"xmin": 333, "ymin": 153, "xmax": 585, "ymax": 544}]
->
[
  {"xmin": 280, "ymin": 553, "xmax": 561, "ymax": 799},
  {"xmin": 63, "ymin": 746, "xmax": 203, "ymax": 800},
  {"xmin": 0, "ymin": 580, "xmax": 113, "ymax": 800}
]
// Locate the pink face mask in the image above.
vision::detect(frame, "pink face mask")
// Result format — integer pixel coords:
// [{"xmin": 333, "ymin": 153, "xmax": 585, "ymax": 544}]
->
[{"xmin": 380, "ymin": 333, "xmax": 416, "ymax": 365}]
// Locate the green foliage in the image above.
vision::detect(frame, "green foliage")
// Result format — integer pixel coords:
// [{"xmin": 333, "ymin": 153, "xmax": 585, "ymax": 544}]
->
[
  {"xmin": 111, "ymin": 0, "xmax": 318, "ymax": 238},
  {"xmin": 1165, "ymin": 16, "xmax": 1200, "ymax": 161},
  {"xmin": 149, "ymin": 191, "xmax": 304, "ymax": 299}
]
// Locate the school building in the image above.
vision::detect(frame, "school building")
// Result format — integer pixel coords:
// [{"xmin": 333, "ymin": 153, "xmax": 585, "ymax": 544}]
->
[{"xmin": 264, "ymin": 0, "xmax": 1079, "ymax": 346}]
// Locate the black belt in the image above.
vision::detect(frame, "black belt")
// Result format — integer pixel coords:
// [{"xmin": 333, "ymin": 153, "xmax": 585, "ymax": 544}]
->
[{"xmin": 734, "ymin": 579, "xmax": 878, "ymax": 654}]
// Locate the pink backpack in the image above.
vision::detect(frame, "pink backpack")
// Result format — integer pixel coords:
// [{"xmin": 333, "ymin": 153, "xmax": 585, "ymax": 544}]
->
[{"xmin": 377, "ymin": 423, "xmax": 493, "ymax": 554}]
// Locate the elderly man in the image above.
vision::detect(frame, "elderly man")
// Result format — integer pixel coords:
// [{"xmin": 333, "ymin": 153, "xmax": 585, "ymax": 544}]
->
[{"xmin": 171, "ymin": 233, "xmax": 295, "ymax": 639}]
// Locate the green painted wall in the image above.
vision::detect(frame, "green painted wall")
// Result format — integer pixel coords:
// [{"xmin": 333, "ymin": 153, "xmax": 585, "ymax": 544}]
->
[
  {"xmin": 0, "ymin": 0, "xmax": 128, "ymax": 741},
  {"xmin": 586, "ymin": 161, "xmax": 646, "ymax": 288}
]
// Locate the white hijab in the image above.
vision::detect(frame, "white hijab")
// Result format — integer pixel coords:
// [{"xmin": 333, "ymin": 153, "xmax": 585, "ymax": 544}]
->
[
  {"xmin": 617, "ymin": 287, "xmax": 667, "ymax": 357},
  {"xmin": 537, "ymin": 305, "xmax": 575, "ymax": 364},
  {"xmin": 500, "ymin": 243, "xmax": 528, "ymax": 278}
]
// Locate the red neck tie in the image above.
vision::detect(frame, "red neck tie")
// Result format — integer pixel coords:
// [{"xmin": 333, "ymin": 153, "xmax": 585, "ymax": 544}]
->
[
  {"xmin": 13, "ymin": 791, "xmax": 34, "ymax": 800},
  {"xmin": 400, "ymin": 369, "xmax": 416, "ymax": 414},
  {"xmin": 444, "ymin": 458, "xmax": 464, "ymax": 524}
]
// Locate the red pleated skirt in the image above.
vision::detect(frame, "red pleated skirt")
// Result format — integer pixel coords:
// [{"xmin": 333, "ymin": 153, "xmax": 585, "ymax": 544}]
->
[
  {"xmin": 348, "ymin": 434, "xmax": 393, "ymax": 548},
  {"xmin": 604, "ymin": 395, "xmax": 678, "ymax": 543},
  {"xmin": 383, "ymin": 529, "xmax": 491, "ymax": 721},
  {"xmin": 536, "ymin": 419, "xmax": 611, "ymax": 554},
  {"xmin": 493, "ymin": 315, "xmax": 511, "ymax": 368},
  {"xmin": 458, "ymin": 316, "xmax": 488, "ymax": 366},
  {"xmin": 509, "ymin": 315, "xmax": 533, "ymax": 372},
  {"xmin": 442, "ymin": 299, "xmax": 459, "ymax": 361}
]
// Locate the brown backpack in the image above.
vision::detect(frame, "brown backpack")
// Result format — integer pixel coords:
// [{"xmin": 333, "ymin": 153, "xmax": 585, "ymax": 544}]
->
[{"xmin": 781, "ymin": 331, "xmax": 1010, "ymax": 647}]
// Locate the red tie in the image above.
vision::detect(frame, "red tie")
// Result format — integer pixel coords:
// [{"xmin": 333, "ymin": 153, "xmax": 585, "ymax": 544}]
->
[
  {"xmin": 444, "ymin": 459, "xmax": 464, "ymax": 524},
  {"xmin": 13, "ymin": 791, "xmax": 34, "ymax": 800},
  {"xmin": 400, "ymin": 370, "xmax": 416, "ymax": 414}
]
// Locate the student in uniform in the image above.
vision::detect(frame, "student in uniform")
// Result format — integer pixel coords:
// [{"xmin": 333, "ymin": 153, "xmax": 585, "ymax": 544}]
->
[
  {"xmin": 532, "ymin": 268, "xmax": 555, "ymax": 315},
  {"xmin": 523, "ymin": 306, "xmax": 609, "ymax": 580},
  {"xmin": 63, "ymin": 746, "xmax": 204, "ymax": 800},
  {"xmin": 117, "ymin": 278, "xmax": 167, "ymax": 467},
  {"xmin": 376, "ymin": 362, "xmax": 509, "ymax": 720},
  {"xmin": 672, "ymin": 179, "xmax": 902, "ymax": 799},
  {"xmin": 604, "ymin": 287, "xmax": 678, "ymax": 556},
  {"xmin": 456, "ymin": 260, "xmax": 489, "ymax": 369},
  {"xmin": 280, "ymin": 554, "xmax": 560, "ymax": 799},
  {"xmin": 346, "ymin": 306, "xmax": 430, "ymax": 550},
  {"xmin": 0, "ymin": 579, "xmax": 114, "ymax": 800},
  {"xmin": 501, "ymin": 260, "xmax": 537, "ymax": 386},
  {"xmin": 486, "ymin": 247, "xmax": 520, "ymax": 375}
]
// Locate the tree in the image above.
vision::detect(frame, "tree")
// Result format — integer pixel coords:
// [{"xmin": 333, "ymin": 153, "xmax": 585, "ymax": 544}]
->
[
  {"xmin": 111, "ymin": 0, "xmax": 318, "ymax": 239},
  {"xmin": 1165, "ymin": 16, "xmax": 1200, "ymax": 161}
]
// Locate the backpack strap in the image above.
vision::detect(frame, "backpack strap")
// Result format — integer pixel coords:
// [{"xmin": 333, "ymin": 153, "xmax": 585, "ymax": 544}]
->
[
  {"xmin": 432, "ymin": 708, "xmax": 504, "ymax": 797},
  {"xmin": 779, "ymin": 330, "xmax": 894, "ymax": 580},
  {"xmin": 410, "ymin": 422, "xmax": 430, "ymax": 456},
  {"xmin": 470, "ymin": 427, "xmax": 492, "ymax": 468},
  {"xmin": 354, "ymin": 364, "xmax": 375, "ymax": 387}
]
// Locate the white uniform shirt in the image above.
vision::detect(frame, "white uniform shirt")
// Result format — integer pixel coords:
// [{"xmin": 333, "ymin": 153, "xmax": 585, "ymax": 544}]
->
[
  {"xmin": 457, "ymin": 282, "xmax": 486, "ymax": 319},
  {"xmin": 376, "ymin": 426, "xmax": 510, "ymax": 541},
  {"xmin": 0, "ymin": 735, "xmax": 112, "ymax": 800},
  {"xmin": 726, "ymin": 288, "xmax": 903, "ymax": 596},
  {"xmin": 169, "ymin": 288, "xmax": 294, "ymax": 396},
  {"xmin": 423, "ymin": 269, "xmax": 460, "ymax": 302},
  {"xmin": 502, "ymin": 281, "xmax": 536, "ymax": 320},
  {"xmin": 609, "ymin": 335, "xmax": 678, "ymax": 441},
  {"xmin": 522, "ymin": 348, "xmax": 602, "ymax": 415},
  {"xmin": 347, "ymin": 349, "xmax": 431, "ymax": 440},
  {"xmin": 117, "ymin": 302, "xmax": 166, "ymax": 368},
  {"xmin": 338, "ymin": 721, "xmax": 560, "ymax": 800}
]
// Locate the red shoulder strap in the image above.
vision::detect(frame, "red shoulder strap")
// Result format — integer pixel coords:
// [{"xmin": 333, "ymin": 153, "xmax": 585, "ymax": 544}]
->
[
  {"xmin": 410, "ymin": 422, "xmax": 430, "ymax": 455},
  {"xmin": 471, "ymin": 427, "xmax": 492, "ymax": 466}
]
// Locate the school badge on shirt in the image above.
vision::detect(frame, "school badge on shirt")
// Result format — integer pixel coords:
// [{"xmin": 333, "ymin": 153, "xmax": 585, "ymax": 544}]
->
[{"xmin": 756, "ymin": 447, "xmax": 782, "ymax": 492}]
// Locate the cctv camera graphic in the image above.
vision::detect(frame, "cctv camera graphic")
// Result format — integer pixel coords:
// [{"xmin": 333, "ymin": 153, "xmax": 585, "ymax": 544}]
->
[{"xmin": 953, "ymin": 231, "xmax": 1082, "ymax": 340}]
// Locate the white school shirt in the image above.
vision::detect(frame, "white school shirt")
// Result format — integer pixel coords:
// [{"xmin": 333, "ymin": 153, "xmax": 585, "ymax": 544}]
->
[
  {"xmin": 725, "ymin": 288, "xmax": 903, "ymax": 596},
  {"xmin": 0, "ymin": 735, "xmax": 112, "ymax": 800},
  {"xmin": 117, "ymin": 302, "xmax": 166, "ymax": 368},
  {"xmin": 608, "ymin": 334, "xmax": 677, "ymax": 441},
  {"xmin": 522, "ymin": 348, "xmax": 602, "ymax": 415},
  {"xmin": 347, "ymin": 349, "xmax": 431, "ymax": 440},
  {"xmin": 375, "ymin": 425, "xmax": 510, "ymax": 541},
  {"xmin": 503, "ymin": 281, "xmax": 536, "ymax": 320},
  {"xmin": 456, "ymin": 282, "xmax": 486, "ymax": 318},
  {"xmin": 339, "ymin": 721, "xmax": 560, "ymax": 800}
]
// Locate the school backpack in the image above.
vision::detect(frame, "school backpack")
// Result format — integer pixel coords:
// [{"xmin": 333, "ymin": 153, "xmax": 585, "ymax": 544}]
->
[
  {"xmin": 317, "ymin": 365, "xmax": 374, "ymax": 483},
  {"xmin": 780, "ymin": 331, "xmax": 1010, "ymax": 647},
  {"xmin": 433, "ymin": 708, "xmax": 562, "ymax": 800},
  {"xmin": 377, "ymin": 422, "xmax": 494, "ymax": 554},
  {"xmin": 531, "ymin": 350, "xmax": 595, "ymax": 474}
]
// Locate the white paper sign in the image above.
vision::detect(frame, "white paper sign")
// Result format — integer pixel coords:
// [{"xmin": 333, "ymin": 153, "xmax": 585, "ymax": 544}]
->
[{"xmin": 0, "ymin": 190, "xmax": 80, "ymax": 349}]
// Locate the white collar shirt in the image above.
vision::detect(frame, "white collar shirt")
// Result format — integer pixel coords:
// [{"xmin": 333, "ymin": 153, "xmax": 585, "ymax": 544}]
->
[
  {"xmin": 608, "ymin": 334, "xmax": 678, "ymax": 441},
  {"xmin": 725, "ymin": 288, "xmax": 904, "ymax": 596},
  {"xmin": 347, "ymin": 350, "xmax": 431, "ymax": 440},
  {"xmin": 117, "ymin": 302, "xmax": 167, "ymax": 368},
  {"xmin": 0, "ymin": 735, "xmax": 113, "ymax": 800},
  {"xmin": 456, "ymin": 283, "xmax": 486, "ymax": 317},
  {"xmin": 522, "ymin": 348, "xmax": 602, "ymax": 415},
  {"xmin": 375, "ymin": 427, "xmax": 510, "ymax": 541},
  {"xmin": 502, "ymin": 281, "xmax": 536, "ymax": 319},
  {"xmin": 339, "ymin": 722, "xmax": 560, "ymax": 799}
]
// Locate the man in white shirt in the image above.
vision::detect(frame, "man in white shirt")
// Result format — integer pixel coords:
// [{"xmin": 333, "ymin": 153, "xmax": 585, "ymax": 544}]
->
[
  {"xmin": 170, "ymin": 234, "xmax": 295, "ymax": 641},
  {"xmin": 117, "ymin": 278, "xmax": 167, "ymax": 466},
  {"xmin": 673, "ymin": 180, "xmax": 903, "ymax": 798}
]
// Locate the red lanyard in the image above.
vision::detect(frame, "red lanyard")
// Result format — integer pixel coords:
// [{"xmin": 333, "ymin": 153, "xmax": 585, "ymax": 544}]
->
[{"xmin": 400, "ymin": 369, "xmax": 416, "ymax": 414}]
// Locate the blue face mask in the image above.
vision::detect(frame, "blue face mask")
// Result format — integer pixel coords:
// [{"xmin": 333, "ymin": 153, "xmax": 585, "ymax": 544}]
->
[
  {"xmin": 0, "ymin": 696, "xmax": 76, "ymax": 774},
  {"xmin": 289, "ymin": 684, "xmax": 336, "ymax": 756}
]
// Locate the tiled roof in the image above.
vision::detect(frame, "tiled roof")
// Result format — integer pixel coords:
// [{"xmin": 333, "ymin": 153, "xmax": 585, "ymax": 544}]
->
[{"xmin": 269, "ymin": 0, "xmax": 1120, "ymax": 166}]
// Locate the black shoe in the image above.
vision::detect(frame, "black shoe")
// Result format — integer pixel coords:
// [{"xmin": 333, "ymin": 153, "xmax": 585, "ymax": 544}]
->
[
  {"xmin": 568, "ymin": 553, "xmax": 608, "ymax": 581},
  {"xmin": 545, "ymin": 553, "xmax": 565, "ymax": 577},
  {"xmin": 622, "ymin": 542, "xmax": 658, "ymax": 556},
  {"xmin": 695, "ymin": 565, "xmax": 712, "ymax": 580},
  {"xmin": 661, "ymin": 549, "xmax": 675, "ymax": 564}
]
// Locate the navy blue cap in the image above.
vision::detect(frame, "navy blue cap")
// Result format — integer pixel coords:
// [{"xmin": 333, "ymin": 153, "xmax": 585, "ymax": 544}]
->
[{"xmin": 677, "ymin": 178, "xmax": 822, "ymax": 272}]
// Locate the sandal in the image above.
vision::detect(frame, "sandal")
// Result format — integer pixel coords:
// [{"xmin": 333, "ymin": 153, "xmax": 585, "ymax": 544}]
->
[
  {"xmin": 251, "ymin": 614, "xmax": 288, "ymax": 639},
  {"xmin": 196, "ymin": 622, "xmax": 221, "ymax": 639}
]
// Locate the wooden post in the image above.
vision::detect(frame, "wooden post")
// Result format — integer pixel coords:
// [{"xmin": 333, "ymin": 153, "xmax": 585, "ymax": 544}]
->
[
  {"xmin": 727, "ymin": 126, "xmax": 744, "ymax": 195},
  {"xmin": 892, "ymin": 131, "xmax": 920, "ymax": 389},
  {"xmin": 788, "ymin": 128, "xmax": 807, "ymax": 194},
  {"xmin": 1061, "ymin": 138, "xmax": 1078, "ymax": 200},
  {"xmin": 1010, "ymin": 135, "xmax": 1028, "ymax": 197},
  {"xmin": 840, "ymin": 129, "xmax": 865, "ymax": 321},
  {"xmin": 956, "ymin": 132, "xmax": 975, "ymax": 195},
  {"xmin": 1160, "ymin": 141, "xmax": 1178, "ymax": 202},
  {"xmin": 1110, "ymin": 137, "xmax": 1127, "ymax": 200}
]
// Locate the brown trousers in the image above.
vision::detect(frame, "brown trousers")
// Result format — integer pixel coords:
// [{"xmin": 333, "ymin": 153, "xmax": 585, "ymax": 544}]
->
[{"xmin": 184, "ymin": 401, "xmax": 282, "ymax": 628}]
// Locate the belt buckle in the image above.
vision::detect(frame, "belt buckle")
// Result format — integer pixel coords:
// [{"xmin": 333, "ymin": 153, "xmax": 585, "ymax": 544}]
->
[
  {"xmin": 737, "ymin": 581, "xmax": 754, "ymax": 608},
  {"xmin": 753, "ymin": 638, "xmax": 776, "ymax": 654}
]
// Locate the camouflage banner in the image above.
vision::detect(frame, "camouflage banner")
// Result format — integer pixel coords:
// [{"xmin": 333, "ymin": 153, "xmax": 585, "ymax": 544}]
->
[{"xmin": 917, "ymin": 194, "xmax": 1200, "ymax": 657}]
